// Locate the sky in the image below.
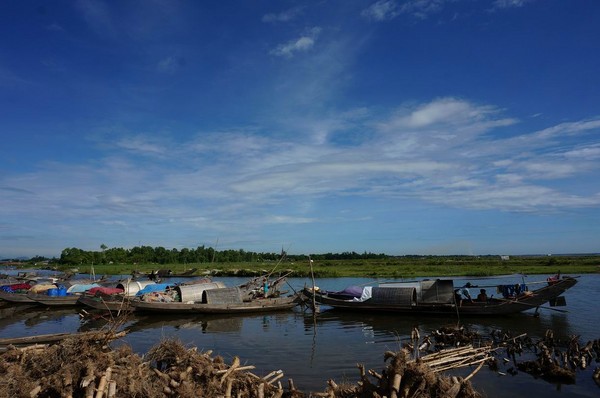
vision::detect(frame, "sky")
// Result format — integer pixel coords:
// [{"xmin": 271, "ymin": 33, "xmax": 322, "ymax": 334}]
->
[{"xmin": 1, "ymin": 0, "xmax": 599, "ymax": 259}]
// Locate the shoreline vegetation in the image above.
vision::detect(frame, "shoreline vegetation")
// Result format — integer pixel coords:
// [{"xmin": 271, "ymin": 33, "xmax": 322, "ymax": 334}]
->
[{"xmin": 3, "ymin": 251, "xmax": 599, "ymax": 278}]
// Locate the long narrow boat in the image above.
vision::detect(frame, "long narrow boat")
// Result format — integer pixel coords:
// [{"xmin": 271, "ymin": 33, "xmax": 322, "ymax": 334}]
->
[
  {"xmin": 131, "ymin": 293, "xmax": 302, "ymax": 314},
  {"xmin": 77, "ymin": 279, "xmax": 217, "ymax": 312},
  {"xmin": 0, "ymin": 290, "xmax": 37, "ymax": 303},
  {"xmin": 26, "ymin": 292, "xmax": 82, "ymax": 306},
  {"xmin": 77, "ymin": 294, "xmax": 132, "ymax": 312},
  {"xmin": 302, "ymin": 276, "xmax": 578, "ymax": 316}
]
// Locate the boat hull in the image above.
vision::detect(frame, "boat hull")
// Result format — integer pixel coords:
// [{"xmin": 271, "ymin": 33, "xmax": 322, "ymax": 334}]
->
[
  {"xmin": 0, "ymin": 291, "xmax": 36, "ymax": 303},
  {"xmin": 78, "ymin": 295, "xmax": 132, "ymax": 312},
  {"xmin": 131, "ymin": 295, "xmax": 301, "ymax": 314},
  {"xmin": 27, "ymin": 292, "xmax": 82, "ymax": 306}
]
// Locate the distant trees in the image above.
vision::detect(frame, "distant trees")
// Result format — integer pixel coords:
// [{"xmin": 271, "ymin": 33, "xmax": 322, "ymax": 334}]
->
[{"xmin": 56, "ymin": 245, "xmax": 388, "ymax": 265}]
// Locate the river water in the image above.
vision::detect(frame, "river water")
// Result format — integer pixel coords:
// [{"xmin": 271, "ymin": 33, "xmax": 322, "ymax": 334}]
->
[{"xmin": 1, "ymin": 272, "xmax": 598, "ymax": 397}]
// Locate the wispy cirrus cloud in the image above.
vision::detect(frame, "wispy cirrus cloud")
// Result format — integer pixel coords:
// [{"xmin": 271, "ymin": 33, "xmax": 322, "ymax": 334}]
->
[
  {"xmin": 2, "ymin": 97, "xmax": 599, "ymax": 257},
  {"xmin": 270, "ymin": 27, "xmax": 322, "ymax": 58},
  {"xmin": 362, "ymin": 0, "xmax": 400, "ymax": 21}
]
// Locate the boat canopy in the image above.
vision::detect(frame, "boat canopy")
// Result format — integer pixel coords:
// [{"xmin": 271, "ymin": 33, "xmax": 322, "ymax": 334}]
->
[
  {"xmin": 176, "ymin": 281, "xmax": 226, "ymax": 303},
  {"xmin": 202, "ymin": 287, "xmax": 243, "ymax": 305},
  {"xmin": 378, "ymin": 279, "xmax": 455, "ymax": 304}
]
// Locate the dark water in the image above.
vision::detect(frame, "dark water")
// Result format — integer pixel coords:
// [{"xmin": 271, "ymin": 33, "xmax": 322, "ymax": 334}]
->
[{"xmin": 1, "ymin": 273, "xmax": 598, "ymax": 397}]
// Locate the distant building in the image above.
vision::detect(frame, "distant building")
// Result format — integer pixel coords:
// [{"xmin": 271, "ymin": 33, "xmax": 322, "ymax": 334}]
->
[{"xmin": 500, "ymin": 255, "xmax": 510, "ymax": 261}]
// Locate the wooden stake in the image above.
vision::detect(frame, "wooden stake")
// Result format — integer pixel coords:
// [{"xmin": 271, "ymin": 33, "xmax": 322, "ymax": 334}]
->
[{"xmin": 390, "ymin": 373, "xmax": 402, "ymax": 398}]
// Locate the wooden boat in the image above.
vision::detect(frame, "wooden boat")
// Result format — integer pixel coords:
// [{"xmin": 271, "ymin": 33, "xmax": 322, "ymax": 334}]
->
[
  {"xmin": 26, "ymin": 282, "xmax": 107, "ymax": 307},
  {"xmin": 0, "ymin": 290, "xmax": 36, "ymax": 303},
  {"xmin": 0, "ymin": 281, "xmax": 47, "ymax": 303},
  {"xmin": 302, "ymin": 276, "xmax": 578, "ymax": 316},
  {"xmin": 131, "ymin": 292, "xmax": 302, "ymax": 314},
  {"xmin": 78, "ymin": 294, "xmax": 132, "ymax": 312},
  {"xmin": 26, "ymin": 292, "xmax": 83, "ymax": 306},
  {"xmin": 130, "ymin": 273, "xmax": 303, "ymax": 314},
  {"xmin": 155, "ymin": 268, "xmax": 198, "ymax": 278}
]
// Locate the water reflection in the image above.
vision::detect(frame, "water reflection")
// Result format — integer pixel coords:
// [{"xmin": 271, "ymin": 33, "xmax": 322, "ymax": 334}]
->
[
  {"xmin": 0, "ymin": 303, "xmax": 80, "ymax": 329},
  {"xmin": 127, "ymin": 313, "xmax": 245, "ymax": 333}
]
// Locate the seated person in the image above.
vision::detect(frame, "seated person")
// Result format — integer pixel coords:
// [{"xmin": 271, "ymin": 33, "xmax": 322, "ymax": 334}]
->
[
  {"xmin": 460, "ymin": 283, "xmax": 473, "ymax": 302},
  {"xmin": 476, "ymin": 288, "xmax": 488, "ymax": 302}
]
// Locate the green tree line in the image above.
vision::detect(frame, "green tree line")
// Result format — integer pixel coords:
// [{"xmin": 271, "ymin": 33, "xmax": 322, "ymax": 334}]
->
[{"xmin": 57, "ymin": 245, "xmax": 388, "ymax": 266}]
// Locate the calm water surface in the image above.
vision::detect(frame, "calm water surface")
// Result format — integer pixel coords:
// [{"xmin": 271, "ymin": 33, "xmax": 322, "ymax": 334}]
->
[{"xmin": 1, "ymin": 272, "xmax": 598, "ymax": 397}]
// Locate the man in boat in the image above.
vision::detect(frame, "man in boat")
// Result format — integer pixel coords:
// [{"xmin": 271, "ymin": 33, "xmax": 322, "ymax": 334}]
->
[
  {"xmin": 460, "ymin": 283, "xmax": 473, "ymax": 302},
  {"xmin": 476, "ymin": 289, "xmax": 488, "ymax": 302}
]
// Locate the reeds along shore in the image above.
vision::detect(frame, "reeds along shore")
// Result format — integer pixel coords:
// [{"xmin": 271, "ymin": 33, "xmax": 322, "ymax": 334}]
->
[{"xmin": 1, "ymin": 324, "xmax": 599, "ymax": 398}]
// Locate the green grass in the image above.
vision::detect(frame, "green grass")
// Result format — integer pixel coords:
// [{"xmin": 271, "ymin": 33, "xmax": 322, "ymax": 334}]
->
[{"xmin": 50, "ymin": 255, "xmax": 600, "ymax": 278}]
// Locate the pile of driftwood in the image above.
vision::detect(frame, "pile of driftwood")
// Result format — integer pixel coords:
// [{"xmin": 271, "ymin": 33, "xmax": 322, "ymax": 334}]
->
[
  {"xmin": 0, "ymin": 328, "xmax": 488, "ymax": 398},
  {"xmin": 0, "ymin": 331, "xmax": 298, "ymax": 398}
]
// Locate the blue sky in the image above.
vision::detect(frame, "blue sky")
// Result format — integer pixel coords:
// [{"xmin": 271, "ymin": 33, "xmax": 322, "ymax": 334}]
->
[{"xmin": 1, "ymin": 0, "xmax": 599, "ymax": 258}]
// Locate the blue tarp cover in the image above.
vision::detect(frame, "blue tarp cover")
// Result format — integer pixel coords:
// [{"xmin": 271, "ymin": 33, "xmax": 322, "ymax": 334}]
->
[{"xmin": 136, "ymin": 283, "xmax": 172, "ymax": 296}]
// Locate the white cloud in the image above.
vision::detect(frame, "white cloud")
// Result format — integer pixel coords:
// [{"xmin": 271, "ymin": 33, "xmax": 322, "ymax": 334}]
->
[
  {"xmin": 376, "ymin": 98, "xmax": 517, "ymax": 150},
  {"xmin": 563, "ymin": 144, "xmax": 600, "ymax": 160},
  {"xmin": 399, "ymin": 0, "xmax": 446, "ymax": 19},
  {"xmin": 270, "ymin": 27, "xmax": 322, "ymax": 58},
  {"xmin": 114, "ymin": 135, "xmax": 169, "ymax": 156},
  {"xmin": 2, "ymin": 98, "xmax": 599, "ymax": 258}
]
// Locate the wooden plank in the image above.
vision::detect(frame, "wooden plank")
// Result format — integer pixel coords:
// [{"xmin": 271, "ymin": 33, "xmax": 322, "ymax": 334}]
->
[{"xmin": 0, "ymin": 330, "xmax": 127, "ymax": 346}]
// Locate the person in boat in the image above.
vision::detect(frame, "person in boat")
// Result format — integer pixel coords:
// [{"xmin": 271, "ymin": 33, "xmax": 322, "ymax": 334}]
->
[
  {"xmin": 547, "ymin": 271, "xmax": 561, "ymax": 285},
  {"xmin": 476, "ymin": 289, "xmax": 488, "ymax": 302},
  {"xmin": 460, "ymin": 283, "xmax": 473, "ymax": 302},
  {"xmin": 149, "ymin": 270, "xmax": 157, "ymax": 281}
]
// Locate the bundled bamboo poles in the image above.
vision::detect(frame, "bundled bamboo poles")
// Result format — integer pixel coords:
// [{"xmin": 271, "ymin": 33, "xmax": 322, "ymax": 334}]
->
[
  {"xmin": 417, "ymin": 345, "xmax": 495, "ymax": 374},
  {"xmin": 312, "ymin": 345, "xmax": 490, "ymax": 398}
]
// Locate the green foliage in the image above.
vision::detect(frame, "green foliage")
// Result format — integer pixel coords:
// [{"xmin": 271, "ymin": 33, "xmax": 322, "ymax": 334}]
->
[{"xmin": 39, "ymin": 246, "xmax": 600, "ymax": 278}]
